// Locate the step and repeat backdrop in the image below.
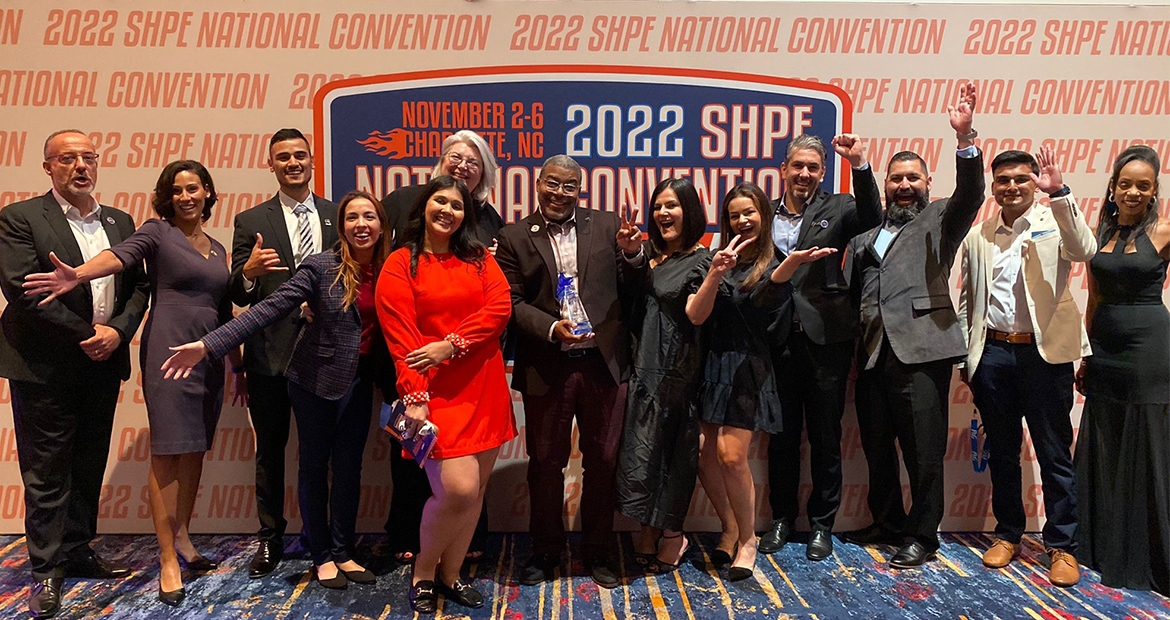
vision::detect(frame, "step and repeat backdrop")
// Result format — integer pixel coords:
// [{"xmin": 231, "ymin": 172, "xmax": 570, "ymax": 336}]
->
[{"xmin": 0, "ymin": 0, "xmax": 1166, "ymax": 534}]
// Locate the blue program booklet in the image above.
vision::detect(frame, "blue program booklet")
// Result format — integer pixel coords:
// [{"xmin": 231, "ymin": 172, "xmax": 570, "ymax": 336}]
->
[{"xmin": 379, "ymin": 400, "xmax": 439, "ymax": 467}]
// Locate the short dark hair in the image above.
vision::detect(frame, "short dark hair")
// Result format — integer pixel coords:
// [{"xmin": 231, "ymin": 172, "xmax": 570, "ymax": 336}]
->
[
  {"xmin": 990, "ymin": 150, "xmax": 1039, "ymax": 176},
  {"xmin": 269, "ymin": 128, "xmax": 309, "ymax": 153},
  {"xmin": 402, "ymin": 175, "xmax": 485, "ymax": 277},
  {"xmin": 152, "ymin": 160, "xmax": 216, "ymax": 221},
  {"xmin": 888, "ymin": 151, "xmax": 929, "ymax": 176},
  {"xmin": 646, "ymin": 178, "xmax": 707, "ymax": 255}
]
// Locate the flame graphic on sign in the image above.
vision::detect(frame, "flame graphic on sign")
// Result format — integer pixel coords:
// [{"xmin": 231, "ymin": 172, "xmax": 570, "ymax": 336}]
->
[{"xmin": 358, "ymin": 128, "xmax": 411, "ymax": 158}]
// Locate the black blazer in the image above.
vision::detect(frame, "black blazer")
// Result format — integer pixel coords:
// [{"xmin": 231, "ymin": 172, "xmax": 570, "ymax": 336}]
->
[
  {"xmin": 381, "ymin": 184, "xmax": 504, "ymax": 250},
  {"xmin": 228, "ymin": 194, "xmax": 338, "ymax": 377},
  {"xmin": 845, "ymin": 152, "xmax": 986, "ymax": 369},
  {"xmin": 0, "ymin": 192, "xmax": 149, "ymax": 383},
  {"xmin": 496, "ymin": 207, "xmax": 648, "ymax": 395},
  {"xmin": 770, "ymin": 166, "xmax": 883, "ymax": 347}
]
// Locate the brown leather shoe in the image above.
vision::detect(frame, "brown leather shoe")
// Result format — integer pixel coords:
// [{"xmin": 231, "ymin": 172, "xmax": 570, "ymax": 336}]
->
[
  {"xmin": 1047, "ymin": 548, "xmax": 1080, "ymax": 587},
  {"xmin": 982, "ymin": 539, "xmax": 1019, "ymax": 568}
]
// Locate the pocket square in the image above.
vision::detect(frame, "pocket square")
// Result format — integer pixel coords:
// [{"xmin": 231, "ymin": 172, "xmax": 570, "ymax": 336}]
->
[{"xmin": 1031, "ymin": 229, "xmax": 1056, "ymax": 239}]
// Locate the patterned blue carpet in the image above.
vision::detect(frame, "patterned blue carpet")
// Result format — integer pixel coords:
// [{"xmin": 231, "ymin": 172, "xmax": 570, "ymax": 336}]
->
[{"xmin": 0, "ymin": 532, "xmax": 1166, "ymax": 619}]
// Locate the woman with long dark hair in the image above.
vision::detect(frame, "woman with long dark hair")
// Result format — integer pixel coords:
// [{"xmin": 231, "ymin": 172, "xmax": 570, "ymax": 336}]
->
[
  {"xmin": 24, "ymin": 160, "xmax": 240, "ymax": 605},
  {"xmin": 376, "ymin": 176, "xmax": 515, "ymax": 613},
  {"xmin": 687, "ymin": 182, "xmax": 835, "ymax": 581},
  {"xmin": 615, "ymin": 178, "xmax": 711, "ymax": 572},
  {"xmin": 1075, "ymin": 145, "xmax": 1170, "ymax": 595},
  {"xmin": 162, "ymin": 190, "xmax": 393, "ymax": 591}
]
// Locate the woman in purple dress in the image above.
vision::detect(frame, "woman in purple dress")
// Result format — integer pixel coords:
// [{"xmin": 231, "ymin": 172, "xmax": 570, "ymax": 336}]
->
[{"xmin": 25, "ymin": 160, "xmax": 240, "ymax": 606}]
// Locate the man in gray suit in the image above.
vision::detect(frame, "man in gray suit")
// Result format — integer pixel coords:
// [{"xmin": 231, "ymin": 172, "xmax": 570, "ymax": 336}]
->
[
  {"xmin": 842, "ymin": 84, "xmax": 985, "ymax": 568},
  {"xmin": 228, "ymin": 128, "xmax": 338, "ymax": 577}
]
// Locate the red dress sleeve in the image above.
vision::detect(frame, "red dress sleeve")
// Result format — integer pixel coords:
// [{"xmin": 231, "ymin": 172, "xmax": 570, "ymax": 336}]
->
[
  {"xmin": 444, "ymin": 254, "xmax": 513, "ymax": 357},
  {"xmin": 375, "ymin": 249, "xmax": 431, "ymax": 405}
]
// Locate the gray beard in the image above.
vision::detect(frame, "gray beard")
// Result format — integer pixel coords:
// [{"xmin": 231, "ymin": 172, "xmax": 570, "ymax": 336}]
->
[{"xmin": 886, "ymin": 193, "xmax": 930, "ymax": 224}]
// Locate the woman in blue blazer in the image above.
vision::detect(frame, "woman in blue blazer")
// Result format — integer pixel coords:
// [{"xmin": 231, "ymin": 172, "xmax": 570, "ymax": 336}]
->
[{"xmin": 163, "ymin": 190, "xmax": 392, "ymax": 589}]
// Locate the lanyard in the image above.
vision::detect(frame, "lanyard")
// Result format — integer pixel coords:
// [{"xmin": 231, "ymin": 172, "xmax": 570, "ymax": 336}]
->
[{"xmin": 970, "ymin": 414, "xmax": 990, "ymax": 473}]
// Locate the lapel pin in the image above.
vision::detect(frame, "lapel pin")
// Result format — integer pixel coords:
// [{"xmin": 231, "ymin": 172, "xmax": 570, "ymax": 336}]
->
[
  {"xmin": 819, "ymin": 219, "xmax": 829, "ymax": 229},
  {"xmin": 323, "ymin": 219, "xmax": 331, "ymax": 226},
  {"xmin": 106, "ymin": 216, "xmax": 115, "ymax": 225},
  {"xmin": 530, "ymin": 224, "xmax": 540, "ymax": 233}
]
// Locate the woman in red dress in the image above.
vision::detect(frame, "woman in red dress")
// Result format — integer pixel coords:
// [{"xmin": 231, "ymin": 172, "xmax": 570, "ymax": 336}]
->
[{"xmin": 376, "ymin": 175, "xmax": 516, "ymax": 613}]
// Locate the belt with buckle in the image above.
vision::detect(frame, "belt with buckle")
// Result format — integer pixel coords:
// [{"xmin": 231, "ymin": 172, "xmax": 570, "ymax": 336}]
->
[
  {"xmin": 987, "ymin": 329, "xmax": 1034, "ymax": 344},
  {"xmin": 566, "ymin": 347, "xmax": 598, "ymax": 358}
]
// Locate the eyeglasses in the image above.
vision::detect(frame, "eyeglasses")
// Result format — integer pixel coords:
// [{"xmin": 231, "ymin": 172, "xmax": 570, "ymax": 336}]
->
[
  {"xmin": 46, "ymin": 152, "xmax": 99, "ymax": 166},
  {"xmin": 445, "ymin": 152, "xmax": 480, "ymax": 171},
  {"xmin": 541, "ymin": 178, "xmax": 580, "ymax": 195}
]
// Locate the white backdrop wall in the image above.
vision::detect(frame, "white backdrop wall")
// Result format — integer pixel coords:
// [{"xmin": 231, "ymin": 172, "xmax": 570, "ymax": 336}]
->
[{"xmin": 0, "ymin": 0, "xmax": 1167, "ymax": 534}]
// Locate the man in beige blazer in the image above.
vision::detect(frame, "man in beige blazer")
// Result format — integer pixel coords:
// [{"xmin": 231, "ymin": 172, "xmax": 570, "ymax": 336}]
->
[{"xmin": 958, "ymin": 146, "xmax": 1096, "ymax": 588}]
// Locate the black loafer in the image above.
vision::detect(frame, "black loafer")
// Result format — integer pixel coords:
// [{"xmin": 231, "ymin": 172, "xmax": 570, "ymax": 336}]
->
[
  {"xmin": 64, "ymin": 552, "xmax": 131, "ymax": 579},
  {"xmin": 518, "ymin": 556, "xmax": 557, "ymax": 586},
  {"xmin": 758, "ymin": 519, "xmax": 792, "ymax": 554},
  {"xmin": 587, "ymin": 560, "xmax": 621, "ymax": 589},
  {"xmin": 410, "ymin": 580, "xmax": 437, "ymax": 613},
  {"xmin": 437, "ymin": 578, "xmax": 484, "ymax": 608},
  {"xmin": 248, "ymin": 540, "xmax": 283, "ymax": 578},
  {"xmin": 29, "ymin": 577, "xmax": 63, "ymax": 618},
  {"xmin": 158, "ymin": 586, "xmax": 186, "ymax": 607},
  {"xmin": 889, "ymin": 542, "xmax": 935, "ymax": 569},
  {"xmin": 806, "ymin": 530, "xmax": 834, "ymax": 561}
]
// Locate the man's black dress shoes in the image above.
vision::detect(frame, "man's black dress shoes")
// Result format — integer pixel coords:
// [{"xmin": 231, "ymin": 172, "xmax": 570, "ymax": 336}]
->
[
  {"xmin": 29, "ymin": 577, "xmax": 63, "ymax": 618},
  {"xmin": 63, "ymin": 553, "xmax": 130, "ymax": 579},
  {"xmin": 841, "ymin": 523, "xmax": 904, "ymax": 547},
  {"xmin": 758, "ymin": 519, "xmax": 792, "ymax": 554},
  {"xmin": 806, "ymin": 530, "xmax": 834, "ymax": 561},
  {"xmin": 889, "ymin": 542, "xmax": 935, "ymax": 569},
  {"xmin": 248, "ymin": 539, "xmax": 283, "ymax": 578}
]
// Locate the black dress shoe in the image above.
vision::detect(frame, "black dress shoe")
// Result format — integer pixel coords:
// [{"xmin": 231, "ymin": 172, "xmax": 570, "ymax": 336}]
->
[
  {"xmin": 806, "ymin": 530, "xmax": 834, "ymax": 561},
  {"xmin": 29, "ymin": 577, "xmax": 62, "ymax": 618},
  {"xmin": 889, "ymin": 542, "xmax": 935, "ymax": 569},
  {"xmin": 158, "ymin": 586, "xmax": 186, "ymax": 607},
  {"xmin": 248, "ymin": 540, "xmax": 283, "ymax": 578},
  {"xmin": 410, "ymin": 580, "xmax": 437, "ymax": 613},
  {"xmin": 758, "ymin": 519, "xmax": 792, "ymax": 554},
  {"xmin": 842, "ymin": 523, "xmax": 903, "ymax": 547},
  {"xmin": 518, "ymin": 555, "xmax": 557, "ymax": 586},
  {"xmin": 180, "ymin": 555, "xmax": 218, "ymax": 572},
  {"xmin": 586, "ymin": 559, "xmax": 621, "ymax": 589},
  {"xmin": 63, "ymin": 552, "xmax": 131, "ymax": 579},
  {"xmin": 437, "ymin": 578, "xmax": 485, "ymax": 608}
]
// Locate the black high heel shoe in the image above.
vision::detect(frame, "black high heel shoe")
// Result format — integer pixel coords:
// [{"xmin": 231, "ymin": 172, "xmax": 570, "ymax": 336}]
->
[
  {"xmin": 649, "ymin": 533, "xmax": 691, "ymax": 574},
  {"xmin": 179, "ymin": 554, "xmax": 218, "ymax": 572},
  {"xmin": 709, "ymin": 542, "xmax": 739, "ymax": 568},
  {"xmin": 158, "ymin": 586, "xmax": 186, "ymax": 606}
]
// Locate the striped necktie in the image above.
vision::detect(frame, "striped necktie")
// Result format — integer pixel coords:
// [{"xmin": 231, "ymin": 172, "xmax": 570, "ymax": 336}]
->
[{"xmin": 293, "ymin": 203, "xmax": 313, "ymax": 266}]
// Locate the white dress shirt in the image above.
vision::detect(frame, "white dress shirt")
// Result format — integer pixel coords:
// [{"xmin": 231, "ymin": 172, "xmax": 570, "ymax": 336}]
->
[
  {"xmin": 987, "ymin": 206, "xmax": 1034, "ymax": 334},
  {"xmin": 53, "ymin": 189, "xmax": 114, "ymax": 325}
]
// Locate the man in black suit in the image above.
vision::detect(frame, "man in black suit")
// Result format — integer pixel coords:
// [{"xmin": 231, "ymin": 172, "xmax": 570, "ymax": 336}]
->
[
  {"xmin": 761, "ymin": 133, "xmax": 881, "ymax": 561},
  {"xmin": 842, "ymin": 84, "xmax": 985, "ymax": 568},
  {"xmin": 0, "ymin": 129, "xmax": 149, "ymax": 618},
  {"xmin": 228, "ymin": 128, "xmax": 338, "ymax": 577},
  {"xmin": 495, "ymin": 154, "xmax": 646, "ymax": 589}
]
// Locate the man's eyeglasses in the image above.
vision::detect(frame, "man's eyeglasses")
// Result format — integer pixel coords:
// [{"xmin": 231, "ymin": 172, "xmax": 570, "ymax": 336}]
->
[
  {"xmin": 445, "ymin": 152, "xmax": 481, "ymax": 171},
  {"xmin": 541, "ymin": 178, "xmax": 579, "ymax": 195},
  {"xmin": 46, "ymin": 152, "xmax": 99, "ymax": 166}
]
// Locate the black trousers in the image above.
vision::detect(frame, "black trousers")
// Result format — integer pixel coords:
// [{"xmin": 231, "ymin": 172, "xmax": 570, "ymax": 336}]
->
[
  {"xmin": 855, "ymin": 340, "xmax": 953, "ymax": 551},
  {"xmin": 971, "ymin": 339, "xmax": 1077, "ymax": 550},
  {"xmin": 11, "ymin": 373, "xmax": 121, "ymax": 580},
  {"xmin": 768, "ymin": 332, "xmax": 854, "ymax": 532},
  {"xmin": 246, "ymin": 372, "xmax": 293, "ymax": 543}
]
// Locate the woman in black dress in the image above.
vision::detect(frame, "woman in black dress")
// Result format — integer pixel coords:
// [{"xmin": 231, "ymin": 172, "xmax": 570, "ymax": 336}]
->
[
  {"xmin": 25, "ymin": 161, "xmax": 240, "ymax": 604},
  {"xmin": 615, "ymin": 178, "xmax": 711, "ymax": 572},
  {"xmin": 1075, "ymin": 145, "xmax": 1170, "ymax": 595},
  {"xmin": 688, "ymin": 182, "xmax": 835, "ymax": 581}
]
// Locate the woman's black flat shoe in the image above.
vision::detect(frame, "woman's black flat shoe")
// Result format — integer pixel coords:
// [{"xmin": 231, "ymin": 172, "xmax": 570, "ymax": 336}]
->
[
  {"xmin": 158, "ymin": 587, "xmax": 186, "ymax": 606},
  {"xmin": 410, "ymin": 580, "xmax": 438, "ymax": 613},
  {"xmin": 437, "ymin": 578, "xmax": 484, "ymax": 608},
  {"xmin": 314, "ymin": 566, "xmax": 348, "ymax": 590},
  {"xmin": 342, "ymin": 567, "xmax": 376, "ymax": 584}
]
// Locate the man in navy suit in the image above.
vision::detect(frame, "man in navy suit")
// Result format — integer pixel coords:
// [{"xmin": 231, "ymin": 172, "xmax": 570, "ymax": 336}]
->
[
  {"xmin": 228, "ymin": 128, "xmax": 338, "ymax": 577},
  {"xmin": 0, "ymin": 130, "xmax": 149, "ymax": 618}
]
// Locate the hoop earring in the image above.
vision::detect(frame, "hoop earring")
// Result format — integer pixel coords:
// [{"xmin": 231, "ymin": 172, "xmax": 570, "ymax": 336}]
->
[{"xmin": 1107, "ymin": 189, "xmax": 1115, "ymax": 203}]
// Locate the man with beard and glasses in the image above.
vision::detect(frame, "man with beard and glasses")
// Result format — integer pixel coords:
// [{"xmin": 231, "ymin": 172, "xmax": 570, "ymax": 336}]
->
[
  {"xmin": 228, "ymin": 128, "xmax": 338, "ymax": 578},
  {"xmin": 841, "ymin": 83, "xmax": 986, "ymax": 569},
  {"xmin": 0, "ymin": 130, "xmax": 149, "ymax": 618},
  {"xmin": 760, "ymin": 133, "xmax": 882, "ymax": 562}
]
